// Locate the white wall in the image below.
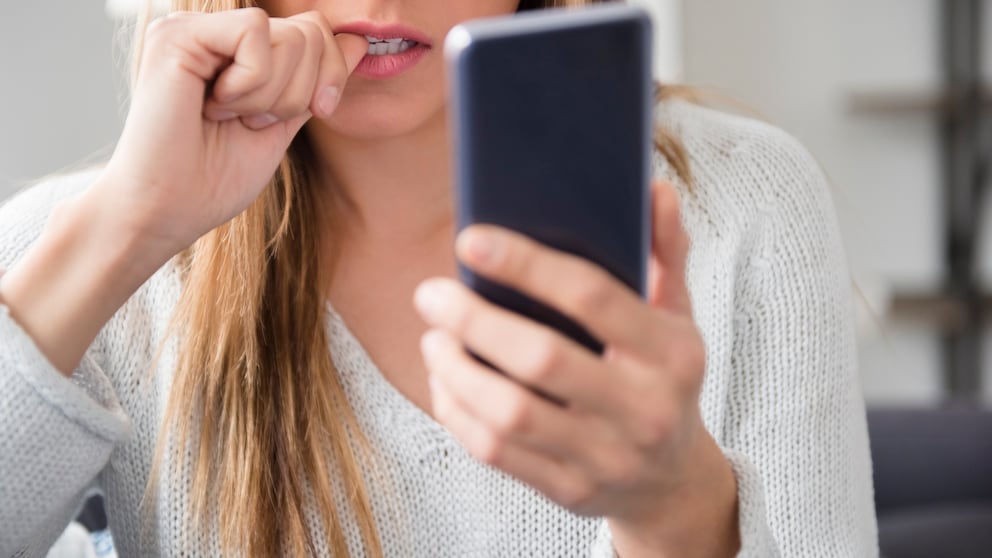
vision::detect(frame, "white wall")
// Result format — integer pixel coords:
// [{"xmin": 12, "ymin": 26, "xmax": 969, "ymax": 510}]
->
[
  {"xmin": 629, "ymin": 0, "xmax": 682, "ymax": 81},
  {"xmin": 681, "ymin": 0, "xmax": 992, "ymax": 405},
  {"xmin": 0, "ymin": 3, "xmax": 124, "ymax": 198},
  {"xmin": 684, "ymin": 0, "xmax": 942, "ymax": 289}
]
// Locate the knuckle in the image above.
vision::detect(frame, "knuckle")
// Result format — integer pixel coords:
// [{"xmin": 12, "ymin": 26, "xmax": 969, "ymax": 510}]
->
[
  {"xmin": 241, "ymin": 7, "xmax": 269, "ymax": 28},
  {"xmin": 295, "ymin": 10, "xmax": 330, "ymax": 29},
  {"xmin": 145, "ymin": 16, "xmax": 168, "ymax": 38},
  {"xmin": 570, "ymin": 276, "xmax": 611, "ymax": 316},
  {"xmin": 296, "ymin": 20, "xmax": 324, "ymax": 46},
  {"xmin": 144, "ymin": 16, "xmax": 179, "ymax": 46},
  {"xmin": 638, "ymin": 405, "xmax": 676, "ymax": 447},
  {"xmin": 600, "ymin": 452, "xmax": 645, "ymax": 487},
  {"xmin": 448, "ymin": 299, "xmax": 476, "ymax": 335},
  {"xmin": 493, "ymin": 394, "xmax": 532, "ymax": 436},
  {"xmin": 524, "ymin": 336, "xmax": 564, "ymax": 383},
  {"xmin": 283, "ymin": 26, "xmax": 306, "ymax": 53},
  {"xmin": 141, "ymin": 18, "xmax": 195, "ymax": 73}
]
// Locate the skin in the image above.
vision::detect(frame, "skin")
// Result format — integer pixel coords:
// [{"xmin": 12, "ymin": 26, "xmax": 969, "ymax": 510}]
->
[{"xmin": 0, "ymin": 1, "xmax": 740, "ymax": 556}]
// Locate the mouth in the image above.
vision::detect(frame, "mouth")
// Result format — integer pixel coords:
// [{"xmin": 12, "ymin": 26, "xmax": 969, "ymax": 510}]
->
[
  {"xmin": 364, "ymin": 35, "xmax": 421, "ymax": 56},
  {"xmin": 335, "ymin": 22, "xmax": 433, "ymax": 50},
  {"xmin": 334, "ymin": 22, "xmax": 433, "ymax": 80}
]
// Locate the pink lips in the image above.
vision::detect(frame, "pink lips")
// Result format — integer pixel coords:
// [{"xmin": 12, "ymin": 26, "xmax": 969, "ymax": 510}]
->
[{"xmin": 334, "ymin": 22, "xmax": 433, "ymax": 80}]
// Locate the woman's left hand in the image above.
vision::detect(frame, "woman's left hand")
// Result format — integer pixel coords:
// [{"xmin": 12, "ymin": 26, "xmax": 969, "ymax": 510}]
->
[{"xmin": 414, "ymin": 181, "xmax": 740, "ymax": 557}]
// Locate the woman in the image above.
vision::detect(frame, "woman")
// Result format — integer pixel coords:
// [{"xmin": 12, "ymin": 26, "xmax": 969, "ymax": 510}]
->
[{"xmin": 0, "ymin": 0, "xmax": 877, "ymax": 556}]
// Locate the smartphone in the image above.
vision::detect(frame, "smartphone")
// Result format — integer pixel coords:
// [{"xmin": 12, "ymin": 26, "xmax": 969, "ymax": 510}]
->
[{"xmin": 445, "ymin": 5, "xmax": 653, "ymax": 354}]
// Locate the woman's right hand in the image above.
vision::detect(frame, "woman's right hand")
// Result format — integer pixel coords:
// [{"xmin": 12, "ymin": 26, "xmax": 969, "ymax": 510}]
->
[
  {"xmin": 0, "ymin": 8, "xmax": 367, "ymax": 374},
  {"xmin": 101, "ymin": 8, "xmax": 367, "ymax": 256}
]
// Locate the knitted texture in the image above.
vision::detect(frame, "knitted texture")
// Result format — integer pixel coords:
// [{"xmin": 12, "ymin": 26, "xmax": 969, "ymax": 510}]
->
[{"xmin": 0, "ymin": 100, "xmax": 878, "ymax": 557}]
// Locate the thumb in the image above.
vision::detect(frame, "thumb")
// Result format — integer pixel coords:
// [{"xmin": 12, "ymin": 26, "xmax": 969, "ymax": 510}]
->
[{"xmin": 648, "ymin": 180, "xmax": 693, "ymax": 315}]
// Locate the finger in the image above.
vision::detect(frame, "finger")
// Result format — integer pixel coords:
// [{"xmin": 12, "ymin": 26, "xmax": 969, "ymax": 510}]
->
[
  {"xmin": 256, "ymin": 18, "xmax": 323, "ymax": 120},
  {"xmin": 197, "ymin": 8, "xmax": 273, "ymax": 103},
  {"xmin": 334, "ymin": 33, "xmax": 371, "ymax": 74},
  {"xmin": 415, "ymin": 279, "xmax": 692, "ymax": 449},
  {"xmin": 455, "ymin": 226, "xmax": 659, "ymax": 354},
  {"xmin": 311, "ymin": 32, "xmax": 368, "ymax": 119},
  {"xmin": 421, "ymin": 328, "xmax": 599, "ymax": 459},
  {"xmin": 139, "ymin": 9, "xmax": 272, "ymax": 111},
  {"xmin": 288, "ymin": 12, "xmax": 367, "ymax": 118},
  {"xmin": 208, "ymin": 20, "xmax": 306, "ymax": 128},
  {"xmin": 649, "ymin": 181, "xmax": 693, "ymax": 314},
  {"xmin": 427, "ymin": 362, "xmax": 596, "ymax": 512},
  {"xmin": 424, "ymin": 329, "xmax": 653, "ymax": 487},
  {"xmin": 414, "ymin": 278, "xmax": 625, "ymax": 415}
]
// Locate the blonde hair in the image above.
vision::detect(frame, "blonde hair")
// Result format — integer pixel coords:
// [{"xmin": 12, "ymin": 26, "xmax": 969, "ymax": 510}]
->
[{"xmin": 145, "ymin": 0, "xmax": 691, "ymax": 557}]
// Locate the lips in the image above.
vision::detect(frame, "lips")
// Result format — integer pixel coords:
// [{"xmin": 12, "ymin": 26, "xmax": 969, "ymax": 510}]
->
[{"xmin": 334, "ymin": 22, "xmax": 433, "ymax": 80}]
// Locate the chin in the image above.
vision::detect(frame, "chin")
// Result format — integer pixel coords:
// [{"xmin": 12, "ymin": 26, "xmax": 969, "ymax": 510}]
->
[{"xmin": 321, "ymin": 89, "xmax": 446, "ymax": 141}]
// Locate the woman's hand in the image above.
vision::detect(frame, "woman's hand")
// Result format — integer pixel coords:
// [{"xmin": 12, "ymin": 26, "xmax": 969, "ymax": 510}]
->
[
  {"xmin": 414, "ymin": 181, "xmax": 740, "ymax": 557},
  {"xmin": 0, "ymin": 9, "xmax": 367, "ymax": 375},
  {"xmin": 101, "ymin": 8, "xmax": 367, "ymax": 256}
]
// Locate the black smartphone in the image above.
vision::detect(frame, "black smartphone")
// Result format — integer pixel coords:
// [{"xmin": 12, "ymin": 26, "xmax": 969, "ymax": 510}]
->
[{"xmin": 445, "ymin": 5, "xmax": 653, "ymax": 354}]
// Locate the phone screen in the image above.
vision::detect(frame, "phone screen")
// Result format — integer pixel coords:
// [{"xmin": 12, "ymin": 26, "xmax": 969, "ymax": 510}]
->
[{"xmin": 447, "ymin": 6, "xmax": 653, "ymax": 353}]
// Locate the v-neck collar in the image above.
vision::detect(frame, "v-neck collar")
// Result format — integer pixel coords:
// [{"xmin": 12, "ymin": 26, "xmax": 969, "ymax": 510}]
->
[{"xmin": 323, "ymin": 302, "xmax": 452, "ymax": 439}]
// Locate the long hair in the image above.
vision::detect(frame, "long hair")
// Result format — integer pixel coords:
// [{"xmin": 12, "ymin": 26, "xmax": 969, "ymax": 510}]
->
[{"xmin": 147, "ymin": 0, "xmax": 691, "ymax": 557}]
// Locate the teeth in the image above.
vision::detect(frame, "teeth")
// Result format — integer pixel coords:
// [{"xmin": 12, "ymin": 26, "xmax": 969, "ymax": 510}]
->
[{"xmin": 365, "ymin": 39, "xmax": 418, "ymax": 55}]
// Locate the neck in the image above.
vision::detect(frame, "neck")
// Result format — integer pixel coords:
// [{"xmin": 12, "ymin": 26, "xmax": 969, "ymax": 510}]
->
[{"xmin": 306, "ymin": 109, "xmax": 454, "ymax": 248}]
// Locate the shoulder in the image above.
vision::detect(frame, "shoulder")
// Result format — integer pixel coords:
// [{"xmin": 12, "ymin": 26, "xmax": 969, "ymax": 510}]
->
[
  {"xmin": 654, "ymin": 98, "xmax": 832, "ymax": 233},
  {"xmin": 0, "ymin": 167, "xmax": 104, "ymax": 269}
]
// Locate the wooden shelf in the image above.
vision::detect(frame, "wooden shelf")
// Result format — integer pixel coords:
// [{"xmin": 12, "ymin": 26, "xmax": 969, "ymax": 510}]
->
[
  {"xmin": 847, "ymin": 86, "xmax": 992, "ymax": 114},
  {"xmin": 890, "ymin": 292, "xmax": 992, "ymax": 331}
]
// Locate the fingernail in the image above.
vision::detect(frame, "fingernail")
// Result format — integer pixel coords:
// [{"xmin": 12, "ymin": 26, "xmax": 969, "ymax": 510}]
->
[
  {"xmin": 462, "ymin": 230, "xmax": 499, "ymax": 266},
  {"xmin": 317, "ymin": 86, "xmax": 341, "ymax": 117},
  {"xmin": 243, "ymin": 113, "xmax": 278, "ymax": 129},
  {"xmin": 414, "ymin": 281, "xmax": 444, "ymax": 321}
]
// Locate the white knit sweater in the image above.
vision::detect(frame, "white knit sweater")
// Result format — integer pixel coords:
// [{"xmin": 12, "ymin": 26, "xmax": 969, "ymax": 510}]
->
[{"xmin": 0, "ymin": 100, "xmax": 878, "ymax": 557}]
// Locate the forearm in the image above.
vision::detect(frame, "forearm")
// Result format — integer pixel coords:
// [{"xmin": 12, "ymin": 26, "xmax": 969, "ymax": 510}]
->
[
  {"xmin": 609, "ymin": 431, "xmax": 740, "ymax": 558},
  {"xmin": 0, "ymin": 176, "xmax": 174, "ymax": 375}
]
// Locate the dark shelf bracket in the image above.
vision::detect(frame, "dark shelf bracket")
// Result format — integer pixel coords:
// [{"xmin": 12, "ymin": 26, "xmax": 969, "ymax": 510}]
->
[{"xmin": 940, "ymin": 0, "xmax": 988, "ymax": 403}]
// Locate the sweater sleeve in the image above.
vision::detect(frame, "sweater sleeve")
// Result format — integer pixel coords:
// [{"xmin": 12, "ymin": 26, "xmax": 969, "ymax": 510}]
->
[
  {"xmin": 713, "ymin": 129, "xmax": 877, "ymax": 556},
  {"xmin": 0, "ymin": 173, "xmax": 134, "ymax": 557}
]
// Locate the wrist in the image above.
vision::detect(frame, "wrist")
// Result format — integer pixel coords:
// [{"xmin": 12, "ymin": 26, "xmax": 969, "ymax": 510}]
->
[
  {"xmin": 608, "ymin": 427, "xmax": 740, "ymax": 558},
  {"xmin": 85, "ymin": 168, "xmax": 191, "ymax": 262},
  {"xmin": 0, "ymin": 176, "xmax": 177, "ymax": 374}
]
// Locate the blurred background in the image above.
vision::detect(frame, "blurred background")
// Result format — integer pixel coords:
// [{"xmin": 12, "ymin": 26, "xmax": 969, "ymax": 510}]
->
[
  {"xmin": 1, "ymin": 0, "xmax": 982, "ymax": 407},
  {"xmin": 4, "ymin": 1, "xmax": 992, "ymax": 557}
]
